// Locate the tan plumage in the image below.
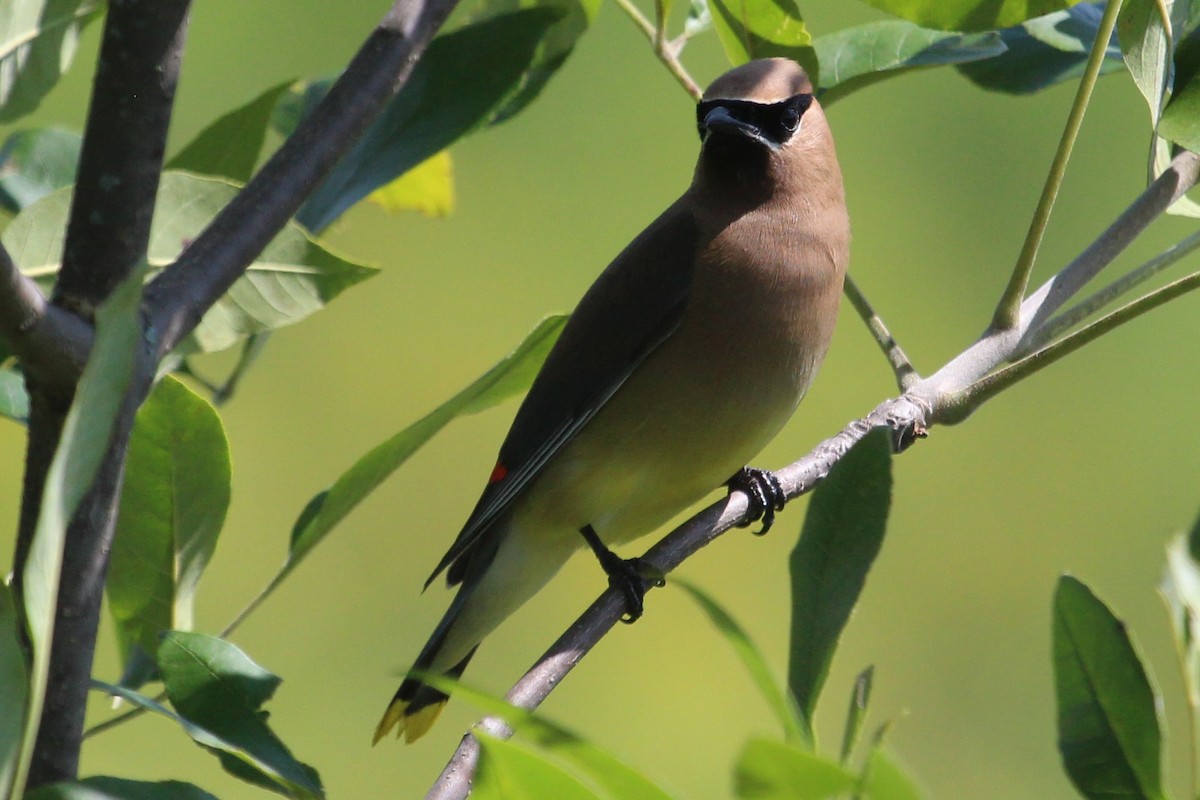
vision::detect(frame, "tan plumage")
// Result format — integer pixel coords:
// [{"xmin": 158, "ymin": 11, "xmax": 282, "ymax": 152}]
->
[{"xmin": 375, "ymin": 57, "xmax": 849, "ymax": 744}]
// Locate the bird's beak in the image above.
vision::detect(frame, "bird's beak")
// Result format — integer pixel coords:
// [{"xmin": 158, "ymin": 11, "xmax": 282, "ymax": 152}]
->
[{"xmin": 701, "ymin": 106, "xmax": 777, "ymax": 150}]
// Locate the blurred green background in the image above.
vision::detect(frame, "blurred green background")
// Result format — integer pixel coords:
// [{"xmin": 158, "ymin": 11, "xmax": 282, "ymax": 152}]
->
[{"xmin": 2, "ymin": 1, "xmax": 1199, "ymax": 798}]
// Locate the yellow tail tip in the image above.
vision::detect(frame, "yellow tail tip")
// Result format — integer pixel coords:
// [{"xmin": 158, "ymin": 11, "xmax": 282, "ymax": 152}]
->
[{"xmin": 372, "ymin": 699, "xmax": 448, "ymax": 745}]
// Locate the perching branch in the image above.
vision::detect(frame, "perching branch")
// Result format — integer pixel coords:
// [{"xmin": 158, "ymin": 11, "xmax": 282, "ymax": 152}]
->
[
  {"xmin": 426, "ymin": 395, "xmax": 928, "ymax": 800},
  {"xmin": 427, "ymin": 146, "xmax": 1200, "ymax": 798},
  {"xmin": 142, "ymin": 0, "xmax": 462, "ymax": 360}
]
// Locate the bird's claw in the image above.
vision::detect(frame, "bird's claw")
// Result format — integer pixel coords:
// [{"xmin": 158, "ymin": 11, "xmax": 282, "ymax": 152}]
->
[
  {"xmin": 580, "ymin": 524, "xmax": 665, "ymax": 623},
  {"xmin": 728, "ymin": 466, "xmax": 786, "ymax": 535}
]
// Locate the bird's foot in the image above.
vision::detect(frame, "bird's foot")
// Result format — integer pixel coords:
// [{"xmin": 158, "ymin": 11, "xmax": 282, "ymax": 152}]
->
[
  {"xmin": 728, "ymin": 466, "xmax": 786, "ymax": 535},
  {"xmin": 579, "ymin": 525, "xmax": 665, "ymax": 624}
]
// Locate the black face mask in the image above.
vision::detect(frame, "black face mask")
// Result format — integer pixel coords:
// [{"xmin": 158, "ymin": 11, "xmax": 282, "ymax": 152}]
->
[{"xmin": 696, "ymin": 93, "xmax": 813, "ymax": 147}]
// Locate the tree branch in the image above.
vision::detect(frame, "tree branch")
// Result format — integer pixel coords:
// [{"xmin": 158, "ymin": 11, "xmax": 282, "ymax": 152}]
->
[
  {"xmin": 426, "ymin": 396, "xmax": 928, "ymax": 800},
  {"xmin": 16, "ymin": 0, "xmax": 193, "ymax": 787},
  {"xmin": 142, "ymin": 0, "xmax": 463, "ymax": 360},
  {"xmin": 843, "ymin": 274, "xmax": 918, "ymax": 391},
  {"xmin": 53, "ymin": 0, "xmax": 192, "ymax": 318}
]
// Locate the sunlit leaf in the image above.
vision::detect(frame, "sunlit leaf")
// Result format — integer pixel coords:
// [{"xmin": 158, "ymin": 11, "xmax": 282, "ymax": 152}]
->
[
  {"xmin": 734, "ymin": 738, "xmax": 855, "ymax": 799},
  {"xmin": 1161, "ymin": 521, "xmax": 1200, "ymax": 717},
  {"xmin": 859, "ymin": 0, "xmax": 1079, "ymax": 32},
  {"xmin": 788, "ymin": 428, "xmax": 892, "ymax": 738},
  {"xmin": 474, "ymin": 734, "xmax": 604, "ymax": 800},
  {"xmin": 1053, "ymin": 576, "xmax": 1165, "ymax": 800},
  {"xmin": 861, "ymin": 748, "xmax": 925, "ymax": 800},
  {"xmin": 0, "ymin": 127, "xmax": 80, "ymax": 213},
  {"xmin": 367, "ymin": 150, "xmax": 455, "ymax": 218},
  {"xmin": 3, "ymin": 172, "xmax": 377, "ymax": 355},
  {"xmin": 158, "ymin": 632, "xmax": 323, "ymax": 799},
  {"xmin": 814, "ymin": 21, "xmax": 1004, "ymax": 104},
  {"xmin": 1118, "ymin": 0, "xmax": 1172, "ymax": 125},
  {"xmin": 708, "ymin": 0, "xmax": 817, "ymax": 80},
  {"xmin": 1160, "ymin": 26, "xmax": 1200, "ymax": 152},
  {"xmin": 427, "ymin": 678, "xmax": 680, "ymax": 800},
  {"xmin": 108, "ymin": 376, "xmax": 230, "ymax": 686},
  {"xmin": 0, "ymin": 0, "xmax": 103, "ymax": 123}
]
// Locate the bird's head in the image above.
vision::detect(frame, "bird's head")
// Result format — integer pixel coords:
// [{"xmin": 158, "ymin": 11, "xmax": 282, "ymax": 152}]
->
[{"xmin": 693, "ymin": 58, "xmax": 838, "ymax": 206}]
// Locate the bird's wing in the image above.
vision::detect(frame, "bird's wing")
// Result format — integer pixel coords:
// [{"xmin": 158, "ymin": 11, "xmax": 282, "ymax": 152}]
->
[{"xmin": 425, "ymin": 200, "xmax": 700, "ymax": 588}]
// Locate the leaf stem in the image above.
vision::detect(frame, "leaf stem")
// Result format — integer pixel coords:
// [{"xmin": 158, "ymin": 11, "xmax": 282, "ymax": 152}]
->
[
  {"xmin": 612, "ymin": 0, "xmax": 702, "ymax": 99},
  {"xmin": 989, "ymin": 0, "xmax": 1123, "ymax": 331}
]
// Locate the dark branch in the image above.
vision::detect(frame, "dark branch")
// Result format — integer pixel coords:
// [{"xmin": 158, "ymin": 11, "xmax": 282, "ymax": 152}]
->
[
  {"xmin": 143, "ymin": 0, "xmax": 462, "ymax": 360},
  {"xmin": 0, "ymin": 242, "xmax": 91, "ymax": 402},
  {"xmin": 54, "ymin": 0, "xmax": 192, "ymax": 317},
  {"xmin": 18, "ymin": 1, "xmax": 193, "ymax": 787}
]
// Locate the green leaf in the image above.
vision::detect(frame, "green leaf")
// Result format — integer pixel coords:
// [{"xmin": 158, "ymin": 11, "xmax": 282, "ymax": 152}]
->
[
  {"xmin": 474, "ymin": 734, "xmax": 605, "ymax": 800},
  {"xmin": 734, "ymin": 738, "xmax": 856, "ymax": 799},
  {"xmin": 958, "ymin": 2, "xmax": 1124, "ymax": 94},
  {"xmin": 859, "ymin": 0, "xmax": 1079, "ymax": 31},
  {"xmin": 25, "ymin": 777, "xmax": 219, "ymax": 800},
  {"xmin": 166, "ymin": 81, "xmax": 293, "ymax": 184},
  {"xmin": 788, "ymin": 428, "xmax": 892, "ymax": 738},
  {"xmin": 425, "ymin": 678, "xmax": 680, "ymax": 800},
  {"xmin": 1159, "ymin": 25, "xmax": 1200, "ymax": 152},
  {"xmin": 462, "ymin": 0, "xmax": 600, "ymax": 125},
  {"xmin": 1118, "ymin": 0, "xmax": 1172, "ymax": 126},
  {"xmin": 107, "ymin": 376, "xmax": 230, "ymax": 685},
  {"xmin": 157, "ymin": 632, "xmax": 323, "ymax": 799},
  {"xmin": 285, "ymin": 315, "xmax": 565, "ymax": 575},
  {"xmin": 0, "ymin": 127, "xmax": 81, "ymax": 213},
  {"xmin": 0, "ymin": 0, "xmax": 103, "ymax": 123},
  {"xmin": 1053, "ymin": 575, "xmax": 1165, "ymax": 800},
  {"xmin": 838, "ymin": 666, "xmax": 873, "ymax": 764},
  {"xmin": 674, "ymin": 579, "xmax": 807, "ymax": 746},
  {"xmin": 0, "ymin": 368, "xmax": 29, "ymax": 423},
  {"xmin": 367, "ymin": 150, "xmax": 456, "ymax": 218},
  {"xmin": 813, "ymin": 21, "xmax": 1004, "ymax": 104},
  {"xmin": 0, "ymin": 583, "xmax": 29, "ymax": 797},
  {"xmin": 861, "ymin": 748, "xmax": 924, "ymax": 800},
  {"xmin": 13, "ymin": 266, "xmax": 145, "ymax": 799},
  {"xmin": 708, "ymin": 0, "xmax": 817, "ymax": 81},
  {"xmin": 296, "ymin": 9, "xmax": 563, "ymax": 232},
  {"xmin": 684, "ymin": 0, "xmax": 713, "ymax": 39},
  {"xmin": 3, "ymin": 171, "xmax": 378, "ymax": 355},
  {"xmin": 1161, "ymin": 526, "xmax": 1200, "ymax": 714}
]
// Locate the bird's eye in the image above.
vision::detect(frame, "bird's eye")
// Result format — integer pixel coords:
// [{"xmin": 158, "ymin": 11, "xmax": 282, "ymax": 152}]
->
[{"xmin": 780, "ymin": 104, "xmax": 801, "ymax": 132}]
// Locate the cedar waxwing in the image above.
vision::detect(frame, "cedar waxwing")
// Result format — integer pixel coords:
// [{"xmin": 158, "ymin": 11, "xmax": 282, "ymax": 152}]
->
[{"xmin": 375, "ymin": 57, "xmax": 849, "ymax": 744}]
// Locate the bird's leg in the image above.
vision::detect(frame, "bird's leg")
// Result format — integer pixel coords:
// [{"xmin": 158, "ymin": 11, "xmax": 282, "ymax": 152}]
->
[
  {"xmin": 579, "ymin": 524, "xmax": 666, "ymax": 624},
  {"xmin": 728, "ymin": 466, "xmax": 786, "ymax": 535}
]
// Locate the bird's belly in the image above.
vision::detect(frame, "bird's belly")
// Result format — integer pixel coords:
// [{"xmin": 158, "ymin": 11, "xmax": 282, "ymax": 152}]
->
[{"xmin": 512, "ymin": 317, "xmax": 815, "ymax": 548}]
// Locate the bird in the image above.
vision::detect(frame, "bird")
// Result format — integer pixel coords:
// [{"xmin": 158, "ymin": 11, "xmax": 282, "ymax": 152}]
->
[{"xmin": 374, "ymin": 56, "xmax": 850, "ymax": 744}]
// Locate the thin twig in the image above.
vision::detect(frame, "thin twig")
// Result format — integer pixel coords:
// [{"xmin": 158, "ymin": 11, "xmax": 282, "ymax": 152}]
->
[
  {"xmin": 611, "ymin": 0, "xmax": 702, "ymax": 99},
  {"xmin": 843, "ymin": 275, "xmax": 918, "ymax": 391},
  {"xmin": 143, "ymin": 0, "xmax": 463, "ymax": 360},
  {"xmin": 990, "ymin": 0, "xmax": 1123, "ymax": 331}
]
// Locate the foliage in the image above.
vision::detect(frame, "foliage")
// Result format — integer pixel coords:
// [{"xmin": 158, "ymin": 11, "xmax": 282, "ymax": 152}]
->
[{"xmin": 0, "ymin": 0, "xmax": 1197, "ymax": 797}]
